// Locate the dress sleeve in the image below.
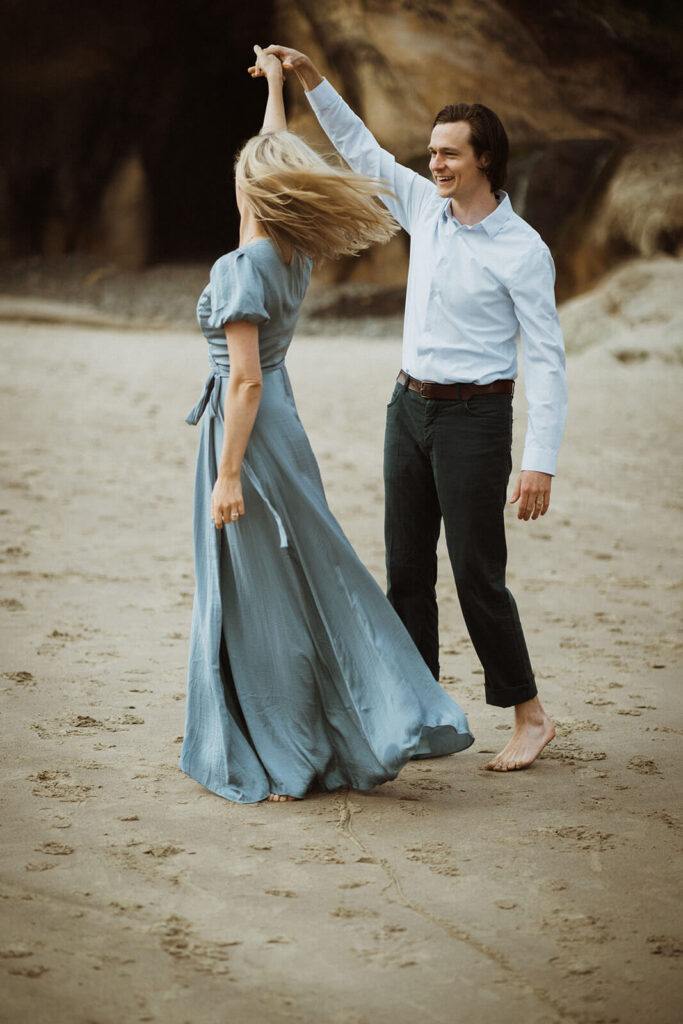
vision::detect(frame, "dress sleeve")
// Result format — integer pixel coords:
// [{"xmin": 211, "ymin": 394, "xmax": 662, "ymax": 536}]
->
[{"xmin": 207, "ymin": 251, "xmax": 271, "ymax": 330}]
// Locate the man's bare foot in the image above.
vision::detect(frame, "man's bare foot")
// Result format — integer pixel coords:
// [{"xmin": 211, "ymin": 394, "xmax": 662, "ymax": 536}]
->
[
  {"xmin": 486, "ymin": 696, "xmax": 555, "ymax": 771},
  {"xmin": 267, "ymin": 793, "xmax": 297, "ymax": 802}
]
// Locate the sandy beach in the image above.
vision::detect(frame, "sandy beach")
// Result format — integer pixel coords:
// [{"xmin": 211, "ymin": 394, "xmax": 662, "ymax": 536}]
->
[{"xmin": 1, "ymin": 256, "xmax": 681, "ymax": 1023}]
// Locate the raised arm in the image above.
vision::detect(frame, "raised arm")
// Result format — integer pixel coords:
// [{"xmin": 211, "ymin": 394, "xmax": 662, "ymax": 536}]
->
[
  {"xmin": 262, "ymin": 44, "xmax": 435, "ymax": 235},
  {"xmin": 248, "ymin": 44, "xmax": 287, "ymax": 132}
]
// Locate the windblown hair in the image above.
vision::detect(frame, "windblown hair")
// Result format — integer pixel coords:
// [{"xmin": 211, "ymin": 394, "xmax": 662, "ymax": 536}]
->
[
  {"xmin": 235, "ymin": 130, "xmax": 399, "ymax": 264},
  {"xmin": 432, "ymin": 103, "xmax": 509, "ymax": 193}
]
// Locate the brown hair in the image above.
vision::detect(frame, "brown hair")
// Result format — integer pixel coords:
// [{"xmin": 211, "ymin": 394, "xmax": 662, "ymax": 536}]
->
[
  {"xmin": 432, "ymin": 103, "xmax": 509, "ymax": 192},
  {"xmin": 235, "ymin": 131, "xmax": 399, "ymax": 264}
]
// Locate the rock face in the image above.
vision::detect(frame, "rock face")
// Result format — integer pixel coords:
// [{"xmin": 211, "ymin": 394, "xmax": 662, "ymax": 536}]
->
[
  {"xmin": 1, "ymin": 0, "xmax": 681, "ymax": 297},
  {"xmin": 277, "ymin": 0, "xmax": 683, "ymax": 295},
  {"xmin": 0, "ymin": 1, "xmax": 276, "ymax": 264}
]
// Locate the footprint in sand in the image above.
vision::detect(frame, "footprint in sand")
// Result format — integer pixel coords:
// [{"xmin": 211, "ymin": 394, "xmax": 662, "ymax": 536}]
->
[
  {"xmin": 404, "ymin": 841, "xmax": 460, "ymax": 876},
  {"xmin": 7, "ymin": 964, "xmax": 49, "ymax": 978},
  {"xmin": 544, "ymin": 745, "xmax": 607, "ymax": 765},
  {"xmin": 2, "ymin": 546, "xmax": 28, "ymax": 559},
  {"xmin": 398, "ymin": 796, "xmax": 429, "ymax": 817},
  {"xmin": 355, "ymin": 925, "xmax": 420, "ymax": 968},
  {"xmin": 329, "ymin": 906, "xmax": 378, "ymax": 919},
  {"xmin": 532, "ymin": 825, "xmax": 615, "ymax": 852},
  {"xmin": 646, "ymin": 810, "xmax": 682, "ymax": 835},
  {"xmin": 2, "ymin": 671, "xmax": 34, "ymax": 687},
  {"xmin": 34, "ymin": 841, "xmax": 74, "ymax": 856},
  {"xmin": 263, "ymin": 889, "xmax": 298, "ymax": 898},
  {"xmin": 295, "ymin": 844, "xmax": 346, "ymax": 865},
  {"xmin": 627, "ymin": 755, "xmax": 662, "ymax": 776},
  {"xmin": 0, "ymin": 598, "xmax": 25, "ymax": 610},
  {"xmin": 0, "ymin": 947, "xmax": 34, "ymax": 960},
  {"xmin": 152, "ymin": 915, "xmax": 239, "ymax": 974},
  {"xmin": 407, "ymin": 777, "xmax": 452, "ymax": 794},
  {"xmin": 647, "ymin": 935, "xmax": 682, "ymax": 958},
  {"xmin": 142, "ymin": 844, "xmax": 185, "ymax": 858},
  {"xmin": 32, "ymin": 713, "xmax": 145, "ymax": 739},
  {"xmin": 28, "ymin": 769, "xmax": 94, "ymax": 802}
]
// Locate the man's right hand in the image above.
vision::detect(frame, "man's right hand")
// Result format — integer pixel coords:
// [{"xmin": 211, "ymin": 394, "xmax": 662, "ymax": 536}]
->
[{"xmin": 261, "ymin": 45, "xmax": 323, "ymax": 92}]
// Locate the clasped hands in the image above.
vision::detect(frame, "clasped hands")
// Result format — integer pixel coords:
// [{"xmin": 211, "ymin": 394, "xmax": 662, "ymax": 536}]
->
[{"xmin": 247, "ymin": 44, "xmax": 285, "ymax": 81}]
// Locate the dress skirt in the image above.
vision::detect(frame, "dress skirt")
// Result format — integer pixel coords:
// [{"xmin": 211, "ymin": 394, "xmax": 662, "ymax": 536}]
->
[{"xmin": 180, "ymin": 362, "xmax": 473, "ymax": 803}]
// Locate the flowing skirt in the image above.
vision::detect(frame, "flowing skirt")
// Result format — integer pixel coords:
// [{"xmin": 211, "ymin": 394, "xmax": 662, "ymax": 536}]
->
[{"xmin": 180, "ymin": 363, "xmax": 473, "ymax": 803}]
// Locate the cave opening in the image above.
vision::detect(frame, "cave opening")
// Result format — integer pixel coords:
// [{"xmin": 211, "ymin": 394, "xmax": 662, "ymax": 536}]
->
[{"xmin": 1, "ymin": 1, "xmax": 276, "ymax": 264}]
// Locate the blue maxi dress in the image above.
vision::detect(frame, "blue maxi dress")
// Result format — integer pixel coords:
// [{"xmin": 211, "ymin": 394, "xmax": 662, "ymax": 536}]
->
[{"xmin": 180, "ymin": 239, "xmax": 473, "ymax": 803}]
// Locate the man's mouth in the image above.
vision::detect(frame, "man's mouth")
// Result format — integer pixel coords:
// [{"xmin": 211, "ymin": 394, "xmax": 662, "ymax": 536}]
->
[{"xmin": 436, "ymin": 176, "xmax": 454, "ymax": 184}]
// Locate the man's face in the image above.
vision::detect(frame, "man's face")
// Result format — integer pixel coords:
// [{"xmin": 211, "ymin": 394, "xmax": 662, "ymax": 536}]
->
[{"xmin": 428, "ymin": 121, "xmax": 488, "ymax": 201}]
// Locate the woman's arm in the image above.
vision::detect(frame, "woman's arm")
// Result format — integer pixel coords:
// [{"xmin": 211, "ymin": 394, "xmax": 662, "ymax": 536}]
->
[
  {"xmin": 210, "ymin": 322, "xmax": 263, "ymax": 529},
  {"xmin": 211, "ymin": 50, "xmax": 286, "ymax": 528},
  {"xmin": 248, "ymin": 44, "xmax": 287, "ymax": 133}
]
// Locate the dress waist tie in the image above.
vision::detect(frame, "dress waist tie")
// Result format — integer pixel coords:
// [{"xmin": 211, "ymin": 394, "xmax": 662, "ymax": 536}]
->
[{"xmin": 185, "ymin": 367, "xmax": 288, "ymax": 549}]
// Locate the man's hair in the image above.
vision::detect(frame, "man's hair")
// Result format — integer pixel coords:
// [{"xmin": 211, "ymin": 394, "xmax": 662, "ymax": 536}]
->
[{"xmin": 432, "ymin": 103, "xmax": 509, "ymax": 193}]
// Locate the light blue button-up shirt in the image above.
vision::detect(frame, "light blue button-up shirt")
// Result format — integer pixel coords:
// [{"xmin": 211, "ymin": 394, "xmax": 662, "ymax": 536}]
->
[{"xmin": 307, "ymin": 78, "xmax": 567, "ymax": 475}]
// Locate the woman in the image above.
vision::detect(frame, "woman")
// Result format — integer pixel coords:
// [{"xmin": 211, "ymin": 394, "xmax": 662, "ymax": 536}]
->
[{"xmin": 180, "ymin": 46, "xmax": 473, "ymax": 803}]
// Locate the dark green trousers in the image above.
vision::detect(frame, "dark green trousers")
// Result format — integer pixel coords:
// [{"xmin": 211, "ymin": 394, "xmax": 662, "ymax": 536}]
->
[{"xmin": 383, "ymin": 379, "xmax": 537, "ymax": 708}]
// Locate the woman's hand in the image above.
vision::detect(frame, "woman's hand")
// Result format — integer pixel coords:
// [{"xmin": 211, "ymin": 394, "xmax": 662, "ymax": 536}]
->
[
  {"xmin": 211, "ymin": 474, "xmax": 245, "ymax": 530},
  {"xmin": 248, "ymin": 44, "xmax": 283, "ymax": 81}
]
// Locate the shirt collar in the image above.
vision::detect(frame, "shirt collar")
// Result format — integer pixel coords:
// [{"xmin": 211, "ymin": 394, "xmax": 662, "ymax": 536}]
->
[{"xmin": 442, "ymin": 190, "xmax": 512, "ymax": 238}]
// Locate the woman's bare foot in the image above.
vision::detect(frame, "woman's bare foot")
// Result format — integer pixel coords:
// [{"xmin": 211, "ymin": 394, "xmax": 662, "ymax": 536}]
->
[
  {"xmin": 486, "ymin": 696, "xmax": 555, "ymax": 771},
  {"xmin": 267, "ymin": 793, "xmax": 297, "ymax": 802}
]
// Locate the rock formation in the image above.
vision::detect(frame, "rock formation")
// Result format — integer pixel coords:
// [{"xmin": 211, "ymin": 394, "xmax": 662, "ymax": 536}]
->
[
  {"xmin": 276, "ymin": 0, "xmax": 683, "ymax": 296},
  {"xmin": 1, "ymin": 0, "xmax": 681, "ymax": 297}
]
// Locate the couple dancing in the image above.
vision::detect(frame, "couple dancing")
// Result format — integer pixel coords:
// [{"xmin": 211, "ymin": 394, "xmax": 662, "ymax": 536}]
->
[{"xmin": 180, "ymin": 44, "xmax": 567, "ymax": 803}]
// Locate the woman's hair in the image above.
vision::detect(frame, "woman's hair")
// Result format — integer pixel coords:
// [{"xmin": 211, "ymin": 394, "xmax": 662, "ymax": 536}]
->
[
  {"xmin": 432, "ymin": 103, "xmax": 509, "ymax": 193},
  {"xmin": 234, "ymin": 131, "xmax": 399, "ymax": 264}
]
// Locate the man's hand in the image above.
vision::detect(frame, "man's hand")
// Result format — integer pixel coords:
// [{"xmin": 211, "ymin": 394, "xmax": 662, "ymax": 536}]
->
[
  {"xmin": 510, "ymin": 471, "xmax": 552, "ymax": 521},
  {"xmin": 261, "ymin": 45, "xmax": 323, "ymax": 91}
]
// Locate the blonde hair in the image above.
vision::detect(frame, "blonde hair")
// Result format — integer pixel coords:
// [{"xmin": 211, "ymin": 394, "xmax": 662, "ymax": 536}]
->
[{"xmin": 234, "ymin": 131, "xmax": 399, "ymax": 264}]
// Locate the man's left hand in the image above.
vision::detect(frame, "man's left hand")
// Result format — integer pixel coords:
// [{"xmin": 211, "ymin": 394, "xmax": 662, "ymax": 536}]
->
[{"xmin": 510, "ymin": 471, "xmax": 552, "ymax": 521}]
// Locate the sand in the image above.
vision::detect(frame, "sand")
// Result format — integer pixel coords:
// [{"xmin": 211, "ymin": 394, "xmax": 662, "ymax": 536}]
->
[{"xmin": 1, "ymin": 256, "xmax": 681, "ymax": 1024}]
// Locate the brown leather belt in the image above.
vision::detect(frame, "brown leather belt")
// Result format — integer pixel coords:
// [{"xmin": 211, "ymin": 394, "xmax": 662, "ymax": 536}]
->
[{"xmin": 397, "ymin": 370, "xmax": 515, "ymax": 401}]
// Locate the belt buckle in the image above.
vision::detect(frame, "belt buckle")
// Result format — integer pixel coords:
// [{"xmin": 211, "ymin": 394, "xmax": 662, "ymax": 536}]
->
[{"xmin": 419, "ymin": 380, "xmax": 428, "ymax": 397}]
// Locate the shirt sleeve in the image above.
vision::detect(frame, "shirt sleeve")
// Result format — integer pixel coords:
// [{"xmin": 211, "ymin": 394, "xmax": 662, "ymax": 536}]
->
[
  {"xmin": 509, "ymin": 246, "xmax": 568, "ymax": 475},
  {"xmin": 306, "ymin": 78, "xmax": 436, "ymax": 235},
  {"xmin": 207, "ymin": 251, "xmax": 270, "ymax": 330}
]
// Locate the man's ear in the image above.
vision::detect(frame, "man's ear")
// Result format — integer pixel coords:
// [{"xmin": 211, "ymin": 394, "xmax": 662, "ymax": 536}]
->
[{"xmin": 479, "ymin": 151, "xmax": 492, "ymax": 169}]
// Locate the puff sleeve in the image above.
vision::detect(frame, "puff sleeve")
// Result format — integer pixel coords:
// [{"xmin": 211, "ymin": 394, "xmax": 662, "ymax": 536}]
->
[{"xmin": 206, "ymin": 251, "xmax": 271, "ymax": 330}]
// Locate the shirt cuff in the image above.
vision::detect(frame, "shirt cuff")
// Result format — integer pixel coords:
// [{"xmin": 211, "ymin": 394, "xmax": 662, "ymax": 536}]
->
[
  {"xmin": 305, "ymin": 77, "xmax": 336, "ymax": 109},
  {"xmin": 520, "ymin": 445, "xmax": 558, "ymax": 476}
]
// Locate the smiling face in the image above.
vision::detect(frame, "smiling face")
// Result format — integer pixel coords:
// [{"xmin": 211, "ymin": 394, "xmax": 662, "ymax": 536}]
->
[{"xmin": 428, "ymin": 121, "xmax": 490, "ymax": 201}]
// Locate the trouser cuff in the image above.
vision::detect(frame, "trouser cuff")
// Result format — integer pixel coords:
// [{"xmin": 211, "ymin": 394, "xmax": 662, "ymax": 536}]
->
[{"xmin": 484, "ymin": 679, "xmax": 538, "ymax": 709}]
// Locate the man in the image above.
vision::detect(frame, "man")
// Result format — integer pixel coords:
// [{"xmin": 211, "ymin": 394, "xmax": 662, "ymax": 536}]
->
[{"xmin": 262, "ymin": 44, "xmax": 567, "ymax": 771}]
